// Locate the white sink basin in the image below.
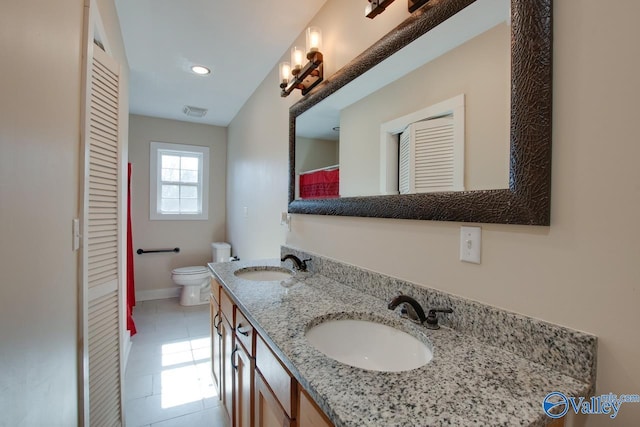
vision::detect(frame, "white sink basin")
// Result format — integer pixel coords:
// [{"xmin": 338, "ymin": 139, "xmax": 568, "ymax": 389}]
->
[
  {"xmin": 234, "ymin": 267, "xmax": 293, "ymax": 281},
  {"xmin": 305, "ymin": 318, "xmax": 432, "ymax": 372}
]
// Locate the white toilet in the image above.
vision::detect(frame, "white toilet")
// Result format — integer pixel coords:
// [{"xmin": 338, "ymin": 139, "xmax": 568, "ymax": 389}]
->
[{"xmin": 172, "ymin": 242, "xmax": 231, "ymax": 306}]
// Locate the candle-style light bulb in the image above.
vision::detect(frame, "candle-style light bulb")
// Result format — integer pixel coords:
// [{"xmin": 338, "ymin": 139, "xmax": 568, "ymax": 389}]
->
[
  {"xmin": 306, "ymin": 27, "xmax": 322, "ymax": 56},
  {"xmin": 279, "ymin": 62, "xmax": 291, "ymax": 86},
  {"xmin": 291, "ymin": 46, "xmax": 304, "ymax": 74}
]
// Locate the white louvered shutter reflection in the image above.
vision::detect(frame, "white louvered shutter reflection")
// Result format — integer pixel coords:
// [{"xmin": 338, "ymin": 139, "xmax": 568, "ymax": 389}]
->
[{"xmin": 399, "ymin": 116, "xmax": 463, "ymax": 194}]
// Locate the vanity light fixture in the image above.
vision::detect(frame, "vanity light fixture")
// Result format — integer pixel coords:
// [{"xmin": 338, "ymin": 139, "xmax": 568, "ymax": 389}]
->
[
  {"xmin": 190, "ymin": 65, "xmax": 211, "ymax": 75},
  {"xmin": 365, "ymin": 0, "xmax": 396, "ymax": 19},
  {"xmin": 408, "ymin": 0, "xmax": 431, "ymax": 13},
  {"xmin": 366, "ymin": 1, "xmax": 431, "ymax": 18},
  {"xmin": 279, "ymin": 27, "xmax": 324, "ymax": 97}
]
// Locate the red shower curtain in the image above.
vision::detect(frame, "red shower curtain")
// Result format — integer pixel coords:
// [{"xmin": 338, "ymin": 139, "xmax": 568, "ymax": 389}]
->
[{"xmin": 127, "ymin": 163, "xmax": 137, "ymax": 336}]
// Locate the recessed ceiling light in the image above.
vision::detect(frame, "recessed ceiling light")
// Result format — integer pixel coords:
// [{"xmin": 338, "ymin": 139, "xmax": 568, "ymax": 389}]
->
[{"xmin": 191, "ymin": 65, "xmax": 211, "ymax": 75}]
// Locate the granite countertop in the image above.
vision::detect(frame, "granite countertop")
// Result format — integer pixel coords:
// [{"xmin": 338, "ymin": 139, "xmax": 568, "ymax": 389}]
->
[{"xmin": 209, "ymin": 258, "xmax": 592, "ymax": 427}]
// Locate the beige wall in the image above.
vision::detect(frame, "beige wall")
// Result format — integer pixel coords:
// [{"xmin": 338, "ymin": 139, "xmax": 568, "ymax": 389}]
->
[
  {"xmin": 0, "ymin": 0, "xmax": 128, "ymax": 424},
  {"xmin": 228, "ymin": 0, "xmax": 640, "ymax": 425},
  {"xmin": 295, "ymin": 137, "xmax": 339, "ymax": 175},
  {"xmin": 340, "ymin": 22, "xmax": 510, "ymax": 196},
  {"xmin": 128, "ymin": 115, "xmax": 227, "ymax": 298},
  {"xmin": 226, "ymin": 75, "xmax": 291, "ymax": 260}
]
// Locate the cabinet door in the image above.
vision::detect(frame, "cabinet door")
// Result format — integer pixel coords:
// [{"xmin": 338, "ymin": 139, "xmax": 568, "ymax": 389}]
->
[
  {"xmin": 256, "ymin": 335, "xmax": 296, "ymax": 418},
  {"xmin": 255, "ymin": 371, "xmax": 294, "ymax": 427},
  {"xmin": 233, "ymin": 343, "xmax": 254, "ymax": 427},
  {"xmin": 221, "ymin": 314, "xmax": 234, "ymax": 425},
  {"xmin": 298, "ymin": 388, "xmax": 333, "ymax": 427},
  {"xmin": 210, "ymin": 298, "xmax": 222, "ymax": 396}
]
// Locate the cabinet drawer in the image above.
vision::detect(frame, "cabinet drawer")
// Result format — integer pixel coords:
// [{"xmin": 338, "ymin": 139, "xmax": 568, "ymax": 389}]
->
[
  {"xmin": 235, "ymin": 308, "xmax": 255, "ymax": 356},
  {"xmin": 220, "ymin": 287, "xmax": 234, "ymax": 325},
  {"xmin": 256, "ymin": 335, "xmax": 296, "ymax": 418}
]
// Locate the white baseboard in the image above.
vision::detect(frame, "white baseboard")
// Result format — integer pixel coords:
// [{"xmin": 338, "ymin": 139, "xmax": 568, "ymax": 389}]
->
[{"xmin": 136, "ymin": 287, "xmax": 181, "ymax": 302}]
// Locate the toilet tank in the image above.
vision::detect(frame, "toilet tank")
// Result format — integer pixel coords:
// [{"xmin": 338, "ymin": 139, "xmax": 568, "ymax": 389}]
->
[{"xmin": 211, "ymin": 242, "xmax": 231, "ymax": 262}]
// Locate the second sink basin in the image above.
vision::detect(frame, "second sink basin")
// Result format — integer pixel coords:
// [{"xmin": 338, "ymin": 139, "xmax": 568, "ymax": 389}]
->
[
  {"xmin": 305, "ymin": 317, "xmax": 432, "ymax": 372},
  {"xmin": 234, "ymin": 266, "xmax": 293, "ymax": 281}
]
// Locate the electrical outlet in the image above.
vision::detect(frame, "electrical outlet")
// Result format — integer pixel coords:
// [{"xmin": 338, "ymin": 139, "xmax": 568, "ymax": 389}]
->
[{"xmin": 460, "ymin": 226, "xmax": 481, "ymax": 264}]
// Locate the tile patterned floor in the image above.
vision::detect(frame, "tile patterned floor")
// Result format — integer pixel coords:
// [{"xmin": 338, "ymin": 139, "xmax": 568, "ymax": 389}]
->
[{"xmin": 125, "ymin": 298, "xmax": 229, "ymax": 427}]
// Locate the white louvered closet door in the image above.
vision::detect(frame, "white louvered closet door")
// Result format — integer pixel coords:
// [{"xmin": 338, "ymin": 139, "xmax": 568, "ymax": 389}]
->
[
  {"xmin": 81, "ymin": 44, "xmax": 124, "ymax": 427},
  {"xmin": 399, "ymin": 116, "xmax": 464, "ymax": 194}
]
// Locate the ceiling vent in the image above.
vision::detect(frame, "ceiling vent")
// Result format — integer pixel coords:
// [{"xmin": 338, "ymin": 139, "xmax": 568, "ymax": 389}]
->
[{"xmin": 183, "ymin": 105, "xmax": 208, "ymax": 118}]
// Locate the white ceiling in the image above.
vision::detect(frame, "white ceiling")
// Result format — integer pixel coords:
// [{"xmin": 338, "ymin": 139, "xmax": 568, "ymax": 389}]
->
[{"xmin": 115, "ymin": 0, "xmax": 327, "ymax": 127}]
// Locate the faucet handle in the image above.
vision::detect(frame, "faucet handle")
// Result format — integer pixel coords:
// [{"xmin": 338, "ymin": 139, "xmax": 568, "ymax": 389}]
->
[{"xmin": 425, "ymin": 308, "xmax": 453, "ymax": 330}]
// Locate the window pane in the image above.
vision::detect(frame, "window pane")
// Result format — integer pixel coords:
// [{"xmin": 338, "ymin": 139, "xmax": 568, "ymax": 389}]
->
[
  {"xmin": 180, "ymin": 185, "xmax": 198, "ymax": 199},
  {"xmin": 161, "ymin": 198, "xmax": 180, "ymax": 213},
  {"xmin": 180, "ymin": 199, "xmax": 199, "ymax": 213},
  {"xmin": 180, "ymin": 169, "xmax": 198, "ymax": 183},
  {"xmin": 181, "ymin": 156, "xmax": 199, "ymax": 171},
  {"xmin": 162, "ymin": 185, "xmax": 179, "ymax": 198},
  {"xmin": 161, "ymin": 155, "xmax": 180, "ymax": 169},
  {"xmin": 162, "ymin": 168, "xmax": 180, "ymax": 182}
]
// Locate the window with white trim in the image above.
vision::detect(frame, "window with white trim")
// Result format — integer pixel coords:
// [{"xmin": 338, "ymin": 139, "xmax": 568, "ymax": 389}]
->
[{"xmin": 150, "ymin": 142, "xmax": 209, "ymax": 220}]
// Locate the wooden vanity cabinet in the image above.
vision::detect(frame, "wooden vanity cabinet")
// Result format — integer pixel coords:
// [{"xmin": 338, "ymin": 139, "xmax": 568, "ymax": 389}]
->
[{"xmin": 211, "ymin": 280, "xmax": 334, "ymax": 427}]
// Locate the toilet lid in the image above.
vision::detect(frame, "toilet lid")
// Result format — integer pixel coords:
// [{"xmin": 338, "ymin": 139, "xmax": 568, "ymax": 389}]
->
[{"xmin": 172, "ymin": 266, "xmax": 209, "ymax": 275}]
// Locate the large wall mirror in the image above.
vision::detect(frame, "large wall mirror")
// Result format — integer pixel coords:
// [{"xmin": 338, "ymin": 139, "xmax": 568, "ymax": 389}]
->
[{"xmin": 288, "ymin": 0, "xmax": 552, "ymax": 225}]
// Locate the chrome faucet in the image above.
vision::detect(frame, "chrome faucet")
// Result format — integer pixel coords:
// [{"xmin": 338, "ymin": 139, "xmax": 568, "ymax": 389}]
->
[{"xmin": 281, "ymin": 254, "xmax": 310, "ymax": 271}]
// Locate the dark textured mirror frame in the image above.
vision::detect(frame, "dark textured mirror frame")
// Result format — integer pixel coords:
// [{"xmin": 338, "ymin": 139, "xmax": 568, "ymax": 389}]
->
[{"xmin": 288, "ymin": 0, "xmax": 552, "ymax": 225}]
